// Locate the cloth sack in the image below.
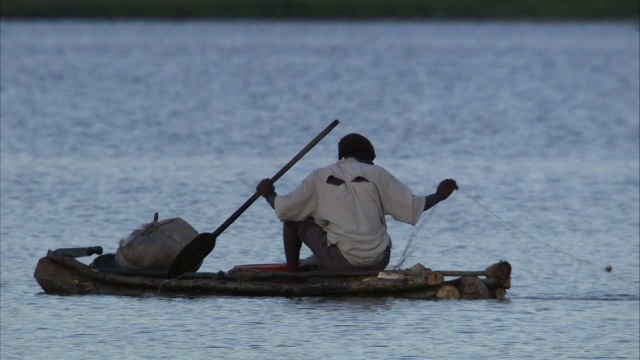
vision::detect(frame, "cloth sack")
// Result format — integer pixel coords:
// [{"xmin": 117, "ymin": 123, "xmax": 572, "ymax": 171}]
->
[{"xmin": 115, "ymin": 216, "xmax": 200, "ymax": 272}]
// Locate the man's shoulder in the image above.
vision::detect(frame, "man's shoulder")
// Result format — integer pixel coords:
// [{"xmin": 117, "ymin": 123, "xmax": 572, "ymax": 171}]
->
[
  {"xmin": 315, "ymin": 161, "xmax": 342, "ymax": 172},
  {"xmin": 304, "ymin": 163, "xmax": 335, "ymax": 181}
]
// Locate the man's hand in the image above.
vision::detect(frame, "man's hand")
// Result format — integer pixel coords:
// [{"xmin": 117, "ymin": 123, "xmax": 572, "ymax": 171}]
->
[
  {"xmin": 256, "ymin": 178, "xmax": 275, "ymax": 197},
  {"xmin": 436, "ymin": 179, "xmax": 458, "ymax": 201}
]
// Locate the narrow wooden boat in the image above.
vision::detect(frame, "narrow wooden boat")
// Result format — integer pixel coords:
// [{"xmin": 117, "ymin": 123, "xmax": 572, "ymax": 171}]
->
[{"xmin": 34, "ymin": 247, "xmax": 511, "ymax": 300}]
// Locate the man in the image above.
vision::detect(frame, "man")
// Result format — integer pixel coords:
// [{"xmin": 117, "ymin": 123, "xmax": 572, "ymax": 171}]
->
[{"xmin": 256, "ymin": 133, "xmax": 457, "ymax": 272}]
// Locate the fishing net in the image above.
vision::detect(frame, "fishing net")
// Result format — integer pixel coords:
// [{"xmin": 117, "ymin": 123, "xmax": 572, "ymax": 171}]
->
[{"xmin": 115, "ymin": 216, "xmax": 201, "ymax": 272}]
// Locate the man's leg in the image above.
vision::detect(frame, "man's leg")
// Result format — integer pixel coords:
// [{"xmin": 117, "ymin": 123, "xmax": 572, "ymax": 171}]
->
[
  {"xmin": 283, "ymin": 221, "xmax": 302, "ymax": 272},
  {"xmin": 295, "ymin": 218, "xmax": 356, "ymax": 272}
]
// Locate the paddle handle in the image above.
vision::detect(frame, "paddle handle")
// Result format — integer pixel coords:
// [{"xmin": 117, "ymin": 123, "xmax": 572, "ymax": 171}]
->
[{"xmin": 211, "ymin": 119, "xmax": 339, "ymax": 238}]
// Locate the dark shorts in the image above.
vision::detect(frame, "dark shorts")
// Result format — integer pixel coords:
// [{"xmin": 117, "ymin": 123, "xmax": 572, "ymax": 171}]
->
[{"xmin": 297, "ymin": 217, "xmax": 390, "ymax": 272}]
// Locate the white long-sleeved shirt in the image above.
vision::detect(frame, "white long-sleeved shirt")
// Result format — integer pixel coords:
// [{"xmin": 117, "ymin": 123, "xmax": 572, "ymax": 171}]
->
[{"xmin": 274, "ymin": 158, "xmax": 425, "ymax": 266}]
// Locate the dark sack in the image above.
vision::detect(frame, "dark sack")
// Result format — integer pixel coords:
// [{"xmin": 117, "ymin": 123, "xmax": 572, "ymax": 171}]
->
[{"xmin": 115, "ymin": 217, "xmax": 200, "ymax": 272}]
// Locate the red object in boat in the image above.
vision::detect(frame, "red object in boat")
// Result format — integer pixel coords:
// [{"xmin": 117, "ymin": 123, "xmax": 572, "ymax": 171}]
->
[{"xmin": 233, "ymin": 263, "xmax": 289, "ymax": 272}]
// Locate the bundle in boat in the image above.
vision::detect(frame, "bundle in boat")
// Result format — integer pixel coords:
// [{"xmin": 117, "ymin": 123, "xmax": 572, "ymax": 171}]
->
[{"xmin": 114, "ymin": 214, "xmax": 201, "ymax": 273}]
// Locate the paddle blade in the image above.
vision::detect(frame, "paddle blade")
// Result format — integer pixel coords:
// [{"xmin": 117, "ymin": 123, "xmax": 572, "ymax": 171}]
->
[{"xmin": 167, "ymin": 233, "xmax": 216, "ymax": 278}]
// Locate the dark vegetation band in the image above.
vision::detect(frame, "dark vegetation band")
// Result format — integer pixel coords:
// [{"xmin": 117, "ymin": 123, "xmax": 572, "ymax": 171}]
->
[{"xmin": 2, "ymin": 0, "xmax": 639, "ymax": 20}]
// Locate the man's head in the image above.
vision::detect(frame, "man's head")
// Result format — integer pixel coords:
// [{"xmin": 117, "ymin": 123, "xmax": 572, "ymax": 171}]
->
[{"xmin": 338, "ymin": 133, "xmax": 376, "ymax": 164}]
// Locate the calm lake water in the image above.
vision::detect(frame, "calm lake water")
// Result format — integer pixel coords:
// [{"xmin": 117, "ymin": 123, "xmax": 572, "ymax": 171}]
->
[{"xmin": 1, "ymin": 21, "xmax": 639, "ymax": 359}]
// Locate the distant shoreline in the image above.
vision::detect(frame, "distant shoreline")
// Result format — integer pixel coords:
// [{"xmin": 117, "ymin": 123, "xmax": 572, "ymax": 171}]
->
[{"xmin": 2, "ymin": 0, "xmax": 638, "ymax": 20}]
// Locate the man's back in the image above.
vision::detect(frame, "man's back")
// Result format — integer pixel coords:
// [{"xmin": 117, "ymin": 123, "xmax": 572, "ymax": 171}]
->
[{"xmin": 275, "ymin": 158, "xmax": 425, "ymax": 266}]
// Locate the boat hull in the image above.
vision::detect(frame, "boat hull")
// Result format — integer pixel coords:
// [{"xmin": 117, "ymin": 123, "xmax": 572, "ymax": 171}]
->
[{"xmin": 34, "ymin": 251, "xmax": 510, "ymax": 300}]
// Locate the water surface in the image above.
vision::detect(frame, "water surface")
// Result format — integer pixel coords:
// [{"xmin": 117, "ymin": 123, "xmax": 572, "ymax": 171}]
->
[{"xmin": 1, "ymin": 21, "xmax": 639, "ymax": 359}]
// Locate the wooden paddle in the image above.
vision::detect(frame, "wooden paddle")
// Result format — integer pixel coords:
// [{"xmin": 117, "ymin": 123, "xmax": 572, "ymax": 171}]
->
[{"xmin": 167, "ymin": 119, "xmax": 340, "ymax": 278}]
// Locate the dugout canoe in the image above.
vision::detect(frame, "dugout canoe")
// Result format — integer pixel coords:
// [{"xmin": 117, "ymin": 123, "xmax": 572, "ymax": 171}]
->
[{"xmin": 34, "ymin": 248, "xmax": 511, "ymax": 300}]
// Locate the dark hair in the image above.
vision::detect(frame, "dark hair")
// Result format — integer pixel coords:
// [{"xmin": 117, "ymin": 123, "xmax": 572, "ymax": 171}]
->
[{"xmin": 338, "ymin": 133, "xmax": 376, "ymax": 163}]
